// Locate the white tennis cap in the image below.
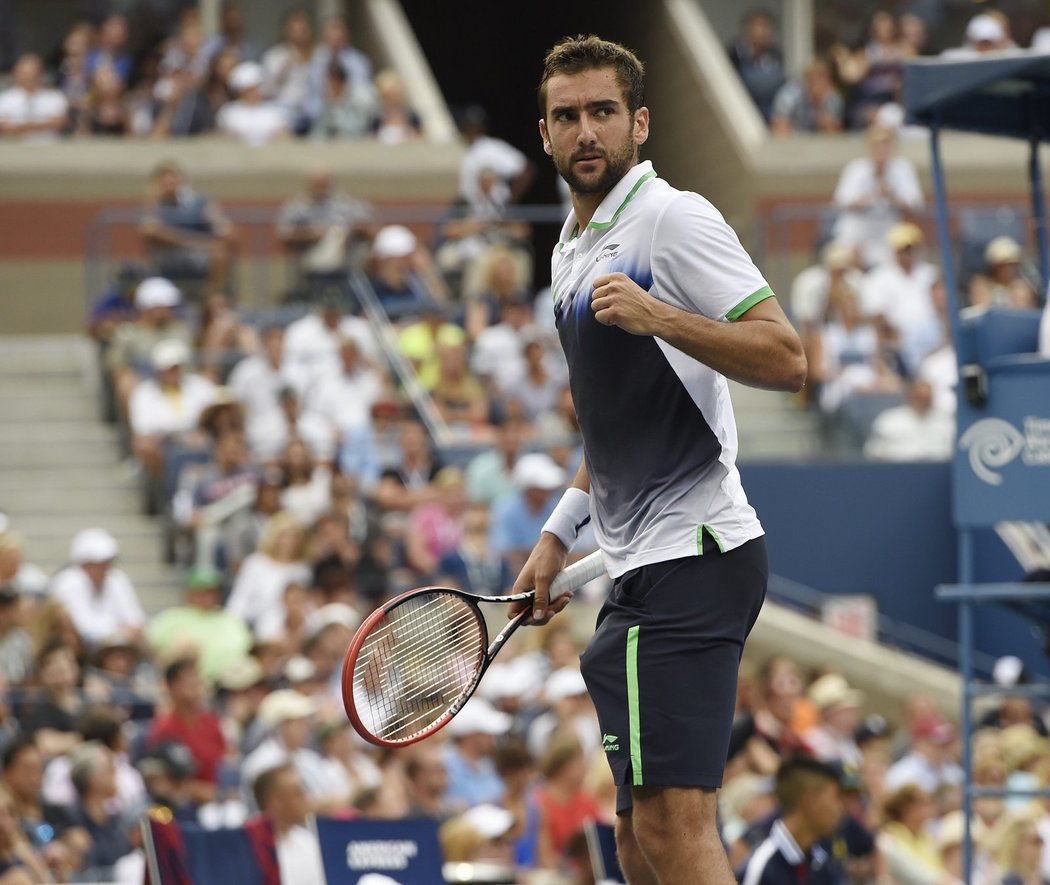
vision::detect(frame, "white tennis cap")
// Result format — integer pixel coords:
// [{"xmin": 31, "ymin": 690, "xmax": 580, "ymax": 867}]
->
[
  {"xmin": 545, "ymin": 667, "xmax": 588, "ymax": 702},
  {"xmin": 372, "ymin": 225, "xmax": 417, "ymax": 260},
  {"xmin": 513, "ymin": 453, "xmax": 566, "ymax": 491},
  {"xmin": 70, "ymin": 527, "xmax": 119, "ymax": 564},
  {"xmin": 258, "ymin": 689, "xmax": 318, "ymax": 727},
  {"xmin": 447, "ymin": 697, "xmax": 512, "ymax": 737},
  {"xmin": 135, "ymin": 277, "xmax": 181, "ymax": 310},
  {"xmin": 307, "ymin": 602, "xmax": 362, "ymax": 637},
  {"xmin": 151, "ymin": 338, "xmax": 191, "ymax": 371},
  {"xmin": 967, "ymin": 14, "xmax": 1005, "ymax": 45},
  {"xmin": 229, "ymin": 61, "xmax": 264, "ymax": 93},
  {"xmin": 461, "ymin": 803, "xmax": 515, "ymax": 839}
]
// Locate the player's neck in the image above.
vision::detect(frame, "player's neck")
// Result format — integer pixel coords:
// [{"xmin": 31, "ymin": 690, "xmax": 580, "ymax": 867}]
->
[{"xmin": 570, "ymin": 192, "xmax": 607, "ymax": 231}]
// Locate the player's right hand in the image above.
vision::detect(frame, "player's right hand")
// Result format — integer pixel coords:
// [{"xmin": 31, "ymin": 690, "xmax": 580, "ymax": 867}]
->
[{"xmin": 510, "ymin": 534, "xmax": 570, "ymax": 625}]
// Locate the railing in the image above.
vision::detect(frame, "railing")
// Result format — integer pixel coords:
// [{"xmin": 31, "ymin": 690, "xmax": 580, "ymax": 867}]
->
[{"xmin": 83, "ymin": 203, "xmax": 570, "ymax": 314}]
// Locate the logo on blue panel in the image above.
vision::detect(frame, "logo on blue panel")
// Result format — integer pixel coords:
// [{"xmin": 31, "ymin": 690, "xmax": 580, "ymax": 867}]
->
[{"xmin": 958, "ymin": 416, "xmax": 1050, "ymax": 485}]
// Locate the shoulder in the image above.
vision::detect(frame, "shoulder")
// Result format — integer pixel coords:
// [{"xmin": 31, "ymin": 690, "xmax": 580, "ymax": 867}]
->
[{"xmin": 739, "ymin": 835, "xmax": 783, "ymax": 885}]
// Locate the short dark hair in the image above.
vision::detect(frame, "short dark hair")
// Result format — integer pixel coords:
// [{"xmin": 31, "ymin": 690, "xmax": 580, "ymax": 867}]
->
[
  {"xmin": 76, "ymin": 706, "xmax": 122, "ymax": 750},
  {"xmin": 252, "ymin": 762, "xmax": 295, "ymax": 811},
  {"xmin": 538, "ymin": 34, "xmax": 645, "ymax": 116},
  {"xmin": 2, "ymin": 736, "xmax": 38, "ymax": 772},
  {"xmin": 164, "ymin": 656, "xmax": 197, "ymax": 686},
  {"xmin": 743, "ymin": 8, "xmax": 775, "ymax": 25},
  {"xmin": 775, "ymin": 755, "xmax": 840, "ymax": 813},
  {"xmin": 151, "ymin": 160, "xmax": 181, "ymax": 179}
]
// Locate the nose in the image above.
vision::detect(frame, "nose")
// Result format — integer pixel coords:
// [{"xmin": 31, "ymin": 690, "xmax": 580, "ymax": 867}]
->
[{"xmin": 577, "ymin": 112, "xmax": 598, "ymax": 144}]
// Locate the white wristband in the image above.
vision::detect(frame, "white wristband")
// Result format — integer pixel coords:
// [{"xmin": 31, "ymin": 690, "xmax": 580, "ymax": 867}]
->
[{"xmin": 541, "ymin": 487, "xmax": 591, "ymax": 551}]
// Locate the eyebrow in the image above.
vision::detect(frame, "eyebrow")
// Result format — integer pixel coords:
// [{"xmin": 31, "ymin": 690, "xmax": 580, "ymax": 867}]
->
[{"xmin": 550, "ymin": 98, "xmax": 622, "ymax": 116}]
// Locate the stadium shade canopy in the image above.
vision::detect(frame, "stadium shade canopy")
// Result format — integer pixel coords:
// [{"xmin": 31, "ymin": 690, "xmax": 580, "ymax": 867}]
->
[{"xmin": 903, "ymin": 52, "xmax": 1050, "ymax": 140}]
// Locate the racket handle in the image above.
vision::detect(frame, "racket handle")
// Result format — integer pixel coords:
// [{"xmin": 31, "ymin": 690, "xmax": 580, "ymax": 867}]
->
[{"xmin": 549, "ymin": 550, "xmax": 606, "ymax": 600}]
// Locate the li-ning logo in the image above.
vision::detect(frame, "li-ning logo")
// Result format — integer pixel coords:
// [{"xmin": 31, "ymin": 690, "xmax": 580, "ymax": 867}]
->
[
  {"xmin": 957, "ymin": 417, "xmax": 1050, "ymax": 485},
  {"xmin": 596, "ymin": 243, "xmax": 621, "ymax": 263},
  {"xmin": 602, "ymin": 733, "xmax": 619, "ymax": 752}
]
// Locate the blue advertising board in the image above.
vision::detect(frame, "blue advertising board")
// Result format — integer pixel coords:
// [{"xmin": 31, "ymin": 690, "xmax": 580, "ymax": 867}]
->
[
  {"xmin": 954, "ymin": 359, "xmax": 1050, "ymax": 527},
  {"xmin": 313, "ymin": 817, "xmax": 444, "ymax": 884}
]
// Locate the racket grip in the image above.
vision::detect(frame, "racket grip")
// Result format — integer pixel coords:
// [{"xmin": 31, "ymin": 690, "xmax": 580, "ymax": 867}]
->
[{"xmin": 549, "ymin": 550, "xmax": 606, "ymax": 600}]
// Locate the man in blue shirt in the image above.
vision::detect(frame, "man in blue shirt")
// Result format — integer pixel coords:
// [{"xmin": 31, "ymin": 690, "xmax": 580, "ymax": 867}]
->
[
  {"xmin": 489, "ymin": 453, "xmax": 565, "ymax": 576},
  {"xmin": 739, "ymin": 757, "xmax": 846, "ymax": 884}
]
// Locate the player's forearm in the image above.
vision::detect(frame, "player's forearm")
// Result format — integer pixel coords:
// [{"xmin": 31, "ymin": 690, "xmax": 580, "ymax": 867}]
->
[{"xmin": 650, "ymin": 301, "xmax": 807, "ymax": 392}]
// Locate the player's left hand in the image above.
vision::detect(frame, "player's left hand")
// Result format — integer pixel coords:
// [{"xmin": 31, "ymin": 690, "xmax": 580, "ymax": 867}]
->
[{"xmin": 591, "ymin": 272, "xmax": 670, "ymax": 335}]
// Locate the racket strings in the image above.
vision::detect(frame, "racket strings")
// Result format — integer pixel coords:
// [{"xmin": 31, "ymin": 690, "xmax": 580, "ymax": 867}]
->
[{"xmin": 352, "ymin": 592, "xmax": 486, "ymax": 742}]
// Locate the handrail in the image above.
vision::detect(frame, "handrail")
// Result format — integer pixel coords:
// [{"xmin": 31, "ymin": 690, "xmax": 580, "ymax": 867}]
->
[{"xmin": 346, "ymin": 267, "xmax": 453, "ymax": 448}]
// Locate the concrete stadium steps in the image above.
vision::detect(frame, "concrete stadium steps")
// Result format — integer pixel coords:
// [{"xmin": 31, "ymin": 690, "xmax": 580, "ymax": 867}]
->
[
  {"xmin": 729, "ymin": 381, "xmax": 825, "ymax": 460},
  {"xmin": 0, "ymin": 335, "xmax": 182, "ymax": 614}
]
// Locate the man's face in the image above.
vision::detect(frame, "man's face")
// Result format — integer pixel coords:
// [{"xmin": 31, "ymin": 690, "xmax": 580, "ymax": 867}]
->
[
  {"xmin": 273, "ymin": 768, "xmax": 309, "ymax": 826},
  {"xmin": 4, "ymin": 746, "xmax": 43, "ymax": 801},
  {"xmin": 13, "ymin": 56, "xmax": 41, "ymax": 91},
  {"xmin": 805, "ymin": 780, "xmax": 845, "ymax": 838},
  {"xmin": 540, "ymin": 67, "xmax": 648, "ymax": 198},
  {"xmin": 156, "ymin": 169, "xmax": 181, "ymax": 201},
  {"xmin": 309, "ymin": 171, "xmax": 332, "ymax": 202},
  {"xmin": 746, "ymin": 14, "xmax": 774, "ymax": 50}
]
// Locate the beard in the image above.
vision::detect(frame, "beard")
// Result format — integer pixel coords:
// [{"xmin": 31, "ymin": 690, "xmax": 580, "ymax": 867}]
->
[{"xmin": 553, "ymin": 126, "xmax": 637, "ymax": 197}]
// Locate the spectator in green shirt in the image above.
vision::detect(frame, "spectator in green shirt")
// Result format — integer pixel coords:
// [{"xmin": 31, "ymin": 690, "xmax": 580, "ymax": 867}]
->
[{"xmin": 146, "ymin": 567, "xmax": 252, "ymax": 685}]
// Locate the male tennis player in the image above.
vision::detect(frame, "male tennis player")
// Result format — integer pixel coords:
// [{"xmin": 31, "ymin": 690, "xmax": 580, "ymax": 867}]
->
[{"xmin": 511, "ymin": 35, "xmax": 807, "ymax": 883}]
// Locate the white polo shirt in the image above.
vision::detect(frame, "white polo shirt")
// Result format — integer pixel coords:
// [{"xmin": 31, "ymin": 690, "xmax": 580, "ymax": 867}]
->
[{"xmin": 551, "ymin": 161, "xmax": 768, "ymax": 578}]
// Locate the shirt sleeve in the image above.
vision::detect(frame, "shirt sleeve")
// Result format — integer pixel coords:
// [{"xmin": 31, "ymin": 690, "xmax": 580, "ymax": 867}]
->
[{"xmin": 651, "ymin": 192, "xmax": 773, "ymax": 322}]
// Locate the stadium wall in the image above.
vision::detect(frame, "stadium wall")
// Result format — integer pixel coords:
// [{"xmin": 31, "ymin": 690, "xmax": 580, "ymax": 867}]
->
[
  {"xmin": 741, "ymin": 461, "xmax": 1050, "ymax": 679},
  {"xmin": 0, "ymin": 139, "xmax": 462, "ymax": 333}
]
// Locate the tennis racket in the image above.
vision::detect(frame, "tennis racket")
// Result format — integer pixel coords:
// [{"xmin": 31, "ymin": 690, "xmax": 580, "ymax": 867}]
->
[{"xmin": 342, "ymin": 550, "xmax": 606, "ymax": 747}]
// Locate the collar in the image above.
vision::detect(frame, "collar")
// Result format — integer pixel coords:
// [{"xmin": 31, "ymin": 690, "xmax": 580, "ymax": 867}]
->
[
  {"xmin": 771, "ymin": 819, "xmax": 806, "ymax": 865},
  {"xmin": 558, "ymin": 160, "xmax": 657, "ymax": 245}
]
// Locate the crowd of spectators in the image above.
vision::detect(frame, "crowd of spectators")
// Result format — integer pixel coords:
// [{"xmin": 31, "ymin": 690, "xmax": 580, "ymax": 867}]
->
[
  {"xmin": 4, "ymin": 5, "xmax": 1050, "ymax": 882},
  {"xmin": 0, "ymin": 3, "xmax": 423, "ymax": 145},
  {"xmin": 4, "ymin": 492, "xmax": 1050, "ymax": 885},
  {"xmin": 729, "ymin": 5, "xmax": 1042, "ymax": 137},
  {"xmin": 782, "ymin": 95, "xmax": 1045, "ymax": 458}
]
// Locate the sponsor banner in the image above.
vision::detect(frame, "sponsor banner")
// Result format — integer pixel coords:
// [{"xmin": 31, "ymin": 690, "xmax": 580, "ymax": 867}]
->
[{"xmin": 314, "ymin": 817, "xmax": 443, "ymax": 885}]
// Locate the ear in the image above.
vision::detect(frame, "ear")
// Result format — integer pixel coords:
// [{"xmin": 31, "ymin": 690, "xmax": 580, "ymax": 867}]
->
[
  {"xmin": 634, "ymin": 106, "xmax": 650, "ymax": 147},
  {"xmin": 538, "ymin": 118, "xmax": 552, "ymax": 156}
]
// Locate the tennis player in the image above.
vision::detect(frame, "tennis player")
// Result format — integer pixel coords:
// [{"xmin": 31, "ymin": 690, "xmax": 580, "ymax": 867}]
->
[{"xmin": 512, "ymin": 35, "xmax": 807, "ymax": 883}]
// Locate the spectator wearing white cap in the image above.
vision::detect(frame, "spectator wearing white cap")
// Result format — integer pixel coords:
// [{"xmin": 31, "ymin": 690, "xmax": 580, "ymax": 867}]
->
[
  {"xmin": 127, "ymin": 337, "xmax": 217, "ymax": 481},
  {"xmin": 48, "ymin": 529, "xmax": 145, "ymax": 649},
  {"xmin": 801, "ymin": 673, "xmax": 866, "ymax": 767},
  {"xmin": 217, "ymin": 61, "xmax": 291, "ymax": 146},
  {"xmin": 440, "ymin": 802, "xmax": 516, "ymax": 868},
  {"xmin": 942, "ymin": 13, "xmax": 1012, "ymax": 59},
  {"xmin": 241, "ymin": 689, "xmax": 344, "ymax": 812},
  {"xmin": 442, "ymin": 697, "xmax": 511, "ymax": 812},
  {"xmin": 366, "ymin": 224, "xmax": 451, "ymax": 323},
  {"xmin": 968, "ymin": 236, "xmax": 1039, "ymax": 309},
  {"xmin": 526, "ymin": 666, "xmax": 601, "ymax": 761},
  {"xmin": 860, "ymin": 221, "xmax": 941, "ymax": 377},
  {"xmin": 489, "ymin": 453, "xmax": 566, "ymax": 576},
  {"xmin": 104, "ymin": 275, "xmax": 193, "ymax": 423}
]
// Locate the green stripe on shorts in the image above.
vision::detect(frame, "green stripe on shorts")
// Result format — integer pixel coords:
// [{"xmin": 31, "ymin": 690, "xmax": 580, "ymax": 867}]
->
[{"xmin": 627, "ymin": 625, "xmax": 643, "ymax": 785}]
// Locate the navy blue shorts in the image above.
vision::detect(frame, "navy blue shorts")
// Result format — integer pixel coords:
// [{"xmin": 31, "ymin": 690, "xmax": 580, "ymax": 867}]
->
[{"xmin": 578, "ymin": 535, "xmax": 768, "ymax": 814}]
